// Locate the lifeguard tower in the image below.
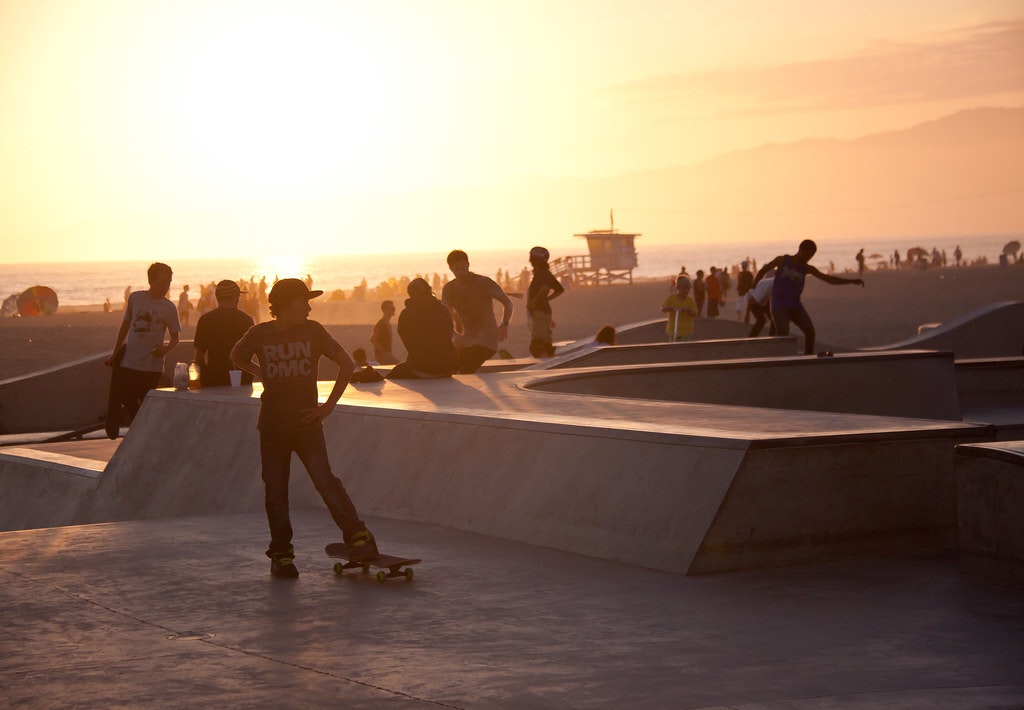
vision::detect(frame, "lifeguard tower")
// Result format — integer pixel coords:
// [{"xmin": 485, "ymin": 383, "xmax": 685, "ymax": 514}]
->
[{"xmin": 551, "ymin": 211, "xmax": 640, "ymax": 286}]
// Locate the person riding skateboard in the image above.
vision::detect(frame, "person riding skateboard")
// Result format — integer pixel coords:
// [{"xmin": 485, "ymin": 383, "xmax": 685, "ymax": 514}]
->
[
  {"xmin": 230, "ymin": 278, "xmax": 378, "ymax": 578},
  {"xmin": 752, "ymin": 239, "xmax": 864, "ymax": 355}
]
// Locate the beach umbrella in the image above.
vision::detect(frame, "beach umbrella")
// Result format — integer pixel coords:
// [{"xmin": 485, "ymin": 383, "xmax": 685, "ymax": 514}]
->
[
  {"xmin": 17, "ymin": 285, "xmax": 59, "ymax": 316},
  {"xmin": 867, "ymin": 253, "xmax": 884, "ymax": 260},
  {"xmin": 907, "ymin": 247, "xmax": 927, "ymax": 260},
  {"xmin": 1, "ymin": 295, "xmax": 18, "ymax": 317},
  {"xmin": 1003, "ymin": 240, "xmax": 1021, "ymax": 256}
]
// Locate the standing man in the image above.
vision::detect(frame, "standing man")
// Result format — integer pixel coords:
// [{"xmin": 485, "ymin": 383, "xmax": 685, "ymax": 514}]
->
[
  {"xmin": 177, "ymin": 284, "xmax": 194, "ymax": 327},
  {"xmin": 230, "ymin": 278, "xmax": 378, "ymax": 578},
  {"xmin": 108, "ymin": 262, "xmax": 181, "ymax": 432},
  {"xmin": 441, "ymin": 249, "xmax": 514, "ymax": 374},
  {"xmin": 369, "ymin": 300, "xmax": 398, "ymax": 365},
  {"xmin": 193, "ymin": 280, "xmax": 255, "ymax": 387},
  {"xmin": 753, "ymin": 239, "xmax": 864, "ymax": 355},
  {"xmin": 526, "ymin": 246, "xmax": 564, "ymax": 358}
]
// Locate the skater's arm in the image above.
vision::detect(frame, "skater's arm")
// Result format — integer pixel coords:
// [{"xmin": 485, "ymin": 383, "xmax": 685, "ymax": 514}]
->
[
  {"xmin": 152, "ymin": 331, "xmax": 179, "ymax": 358},
  {"xmin": 495, "ymin": 290, "xmax": 514, "ymax": 342},
  {"xmin": 300, "ymin": 347, "xmax": 355, "ymax": 425},
  {"xmin": 807, "ymin": 264, "xmax": 864, "ymax": 287},
  {"xmin": 229, "ymin": 341, "xmax": 261, "ymax": 380},
  {"xmin": 109, "ymin": 319, "xmax": 130, "ymax": 362},
  {"xmin": 752, "ymin": 257, "xmax": 781, "ymax": 287}
]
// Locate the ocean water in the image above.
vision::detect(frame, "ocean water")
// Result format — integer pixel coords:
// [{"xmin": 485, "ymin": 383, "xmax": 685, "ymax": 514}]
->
[{"xmin": 0, "ymin": 234, "xmax": 1015, "ymax": 306}]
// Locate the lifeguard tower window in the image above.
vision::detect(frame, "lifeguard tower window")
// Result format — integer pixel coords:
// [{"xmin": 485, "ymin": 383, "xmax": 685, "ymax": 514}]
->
[{"xmin": 551, "ymin": 228, "xmax": 640, "ymax": 286}]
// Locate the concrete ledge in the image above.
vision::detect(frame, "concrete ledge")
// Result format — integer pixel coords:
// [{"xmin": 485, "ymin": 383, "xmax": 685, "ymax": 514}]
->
[
  {"xmin": 52, "ymin": 381, "xmax": 992, "ymax": 574},
  {"xmin": 525, "ymin": 350, "xmax": 963, "ymax": 420},
  {"xmin": 956, "ymin": 357, "xmax": 1024, "ymax": 414},
  {"xmin": 0, "ymin": 448, "xmax": 102, "ymax": 531},
  {"xmin": 526, "ymin": 336, "xmax": 800, "ymax": 370},
  {"xmin": 867, "ymin": 300, "xmax": 1024, "ymax": 358},
  {"xmin": 955, "ymin": 441, "xmax": 1024, "ymax": 588}
]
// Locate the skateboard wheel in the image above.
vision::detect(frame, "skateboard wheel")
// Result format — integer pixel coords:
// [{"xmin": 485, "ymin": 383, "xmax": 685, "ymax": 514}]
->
[
  {"xmin": 333, "ymin": 562, "xmax": 344, "ymax": 575},
  {"xmin": 404, "ymin": 568, "xmax": 414, "ymax": 581},
  {"xmin": 376, "ymin": 571, "xmax": 387, "ymax": 583}
]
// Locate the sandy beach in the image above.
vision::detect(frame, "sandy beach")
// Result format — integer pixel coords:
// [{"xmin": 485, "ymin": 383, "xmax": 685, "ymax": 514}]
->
[{"xmin": 1, "ymin": 264, "xmax": 1021, "ymax": 381}]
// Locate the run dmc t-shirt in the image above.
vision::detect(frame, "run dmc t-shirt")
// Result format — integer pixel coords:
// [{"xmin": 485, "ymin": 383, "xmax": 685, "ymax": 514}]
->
[{"xmin": 235, "ymin": 319, "xmax": 343, "ymax": 432}]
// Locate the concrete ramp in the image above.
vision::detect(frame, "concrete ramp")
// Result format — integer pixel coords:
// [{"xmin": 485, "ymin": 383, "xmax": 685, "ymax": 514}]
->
[
  {"xmin": 866, "ymin": 300, "xmax": 1024, "ymax": 358},
  {"xmin": 0, "ymin": 340, "xmax": 197, "ymax": 435},
  {"xmin": 0, "ymin": 366, "xmax": 990, "ymax": 575},
  {"xmin": 525, "ymin": 350, "xmax": 964, "ymax": 420},
  {"xmin": 524, "ymin": 336, "xmax": 799, "ymax": 370}
]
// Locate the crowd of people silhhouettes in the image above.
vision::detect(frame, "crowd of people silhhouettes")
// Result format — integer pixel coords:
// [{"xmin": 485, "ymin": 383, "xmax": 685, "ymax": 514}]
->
[{"xmin": 107, "ymin": 240, "xmax": 1011, "ymax": 577}]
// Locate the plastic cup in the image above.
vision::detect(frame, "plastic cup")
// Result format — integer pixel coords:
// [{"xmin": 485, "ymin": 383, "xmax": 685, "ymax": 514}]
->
[{"xmin": 229, "ymin": 370, "xmax": 242, "ymax": 387}]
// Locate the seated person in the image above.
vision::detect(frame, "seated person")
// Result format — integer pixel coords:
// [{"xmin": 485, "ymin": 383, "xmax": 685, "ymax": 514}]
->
[{"xmin": 387, "ymin": 278, "xmax": 458, "ymax": 380}]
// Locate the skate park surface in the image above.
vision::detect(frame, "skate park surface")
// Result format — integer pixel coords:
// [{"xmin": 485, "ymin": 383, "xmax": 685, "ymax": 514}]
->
[{"xmin": 2, "ymin": 305, "xmax": 1024, "ymax": 707}]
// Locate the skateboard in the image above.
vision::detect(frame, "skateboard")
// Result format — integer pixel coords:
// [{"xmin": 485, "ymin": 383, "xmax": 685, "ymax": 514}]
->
[
  {"xmin": 104, "ymin": 345, "xmax": 127, "ymax": 439},
  {"xmin": 325, "ymin": 543, "xmax": 421, "ymax": 583}
]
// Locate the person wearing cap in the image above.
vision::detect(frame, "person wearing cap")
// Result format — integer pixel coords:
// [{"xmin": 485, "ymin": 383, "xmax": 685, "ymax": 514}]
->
[
  {"xmin": 387, "ymin": 277, "xmax": 458, "ymax": 380},
  {"xmin": 441, "ymin": 250, "xmax": 514, "ymax": 373},
  {"xmin": 525, "ymin": 246, "xmax": 564, "ymax": 358},
  {"xmin": 230, "ymin": 278, "xmax": 378, "ymax": 578},
  {"xmin": 660, "ymin": 275, "xmax": 698, "ymax": 342},
  {"xmin": 193, "ymin": 280, "xmax": 255, "ymax": 387}
]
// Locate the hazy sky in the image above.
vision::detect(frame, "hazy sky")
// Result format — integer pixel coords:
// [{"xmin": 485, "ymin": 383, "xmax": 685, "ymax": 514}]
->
[{"xmin": 2, "ymin": 0, "xmax": 1022, "ymax": 262}]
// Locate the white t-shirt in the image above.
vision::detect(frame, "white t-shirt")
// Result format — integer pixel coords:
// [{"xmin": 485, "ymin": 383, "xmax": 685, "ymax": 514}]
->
[{"xmin": 121, "ymin": 291, "xmax": 181, "ymax": 372}]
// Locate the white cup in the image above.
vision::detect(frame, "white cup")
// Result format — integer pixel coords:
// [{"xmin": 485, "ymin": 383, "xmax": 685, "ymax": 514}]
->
[{"xmin": 229, "ymin": 369, "xmax": 242, "ymax": 387}]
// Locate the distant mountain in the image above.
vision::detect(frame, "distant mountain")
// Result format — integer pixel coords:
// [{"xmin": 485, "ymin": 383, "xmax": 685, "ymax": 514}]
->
[{"xmin": 574, "ymin": 107, "xmax": 1024, "ymax": 242}]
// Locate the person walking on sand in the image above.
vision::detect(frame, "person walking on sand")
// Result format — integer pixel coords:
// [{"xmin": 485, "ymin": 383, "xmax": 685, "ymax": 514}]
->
[
  {"xmin": 661, "ymin": 276, "xmax": 698, "ymax": 342},
  {"xmin": 753, "ymin": 239, "xmax": 864, "ymax": 355},
  {"xmin": 108, "ymin": 263, "xmax": 181, "ymax": 434},
  {"xmin": 369, "ymin": 300, "xmax": 398, "ymax": 365},
  {"xmin": 442, "ymin": 249, "xmax": 514, "ymax": 374},
  {"xmin": 693, "ymin": 270, "xmax": 706, "ymax": 316},
  {"xmin": 230, "ymin": 278, "xmax": 379, "ymax": 578},
  {"xmin": 706, "ymin": 267, "xmax": 721, "ymax": 318},
  {"xmin": 177, "ymin": 285, "xmax": 194, "ymax": 327},
  {"xmin": 526, "ymin": 246, "xmax": 564, "ymax": 358},
  {"xmin": 193, "ymin": 280, "xmax": 254, "ymax": 387}
]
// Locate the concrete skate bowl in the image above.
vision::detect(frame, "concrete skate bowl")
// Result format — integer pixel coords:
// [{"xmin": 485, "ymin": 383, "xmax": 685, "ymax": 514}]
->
[
  {"xmin": 0, "ymin": 340, "xmax": 198, "ymax": 435},
  {"xmin": 863, "ymin": 300, "xmax": 1024, "ymax": 358},
  {"xmin": 523, "ymin": 350, "xmax": 964, "ymax": 421}
]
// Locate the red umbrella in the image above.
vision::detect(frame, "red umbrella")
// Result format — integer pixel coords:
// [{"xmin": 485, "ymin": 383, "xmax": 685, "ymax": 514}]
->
[{"xmin": 17, "ymin": 286, "xmax": 59, "ymax": 316}]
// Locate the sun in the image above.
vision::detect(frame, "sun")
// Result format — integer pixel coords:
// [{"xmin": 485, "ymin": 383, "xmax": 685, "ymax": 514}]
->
[{"xmin": 152, "ymin": 3, "xmax": 434, "ymax": 203}]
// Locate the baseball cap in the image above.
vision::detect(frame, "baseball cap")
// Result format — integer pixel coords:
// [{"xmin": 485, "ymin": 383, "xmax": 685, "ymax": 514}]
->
[
  {"xmin": 215, "ymin": 280, "xmax": 246, "ymax": 299},
  {"xmin": 529, "ymin": 246, "xmax": 550, "ymax": 260},
  {"xmin": 269, "ymin": 278, "xmax": 323, "ymax": 305}
]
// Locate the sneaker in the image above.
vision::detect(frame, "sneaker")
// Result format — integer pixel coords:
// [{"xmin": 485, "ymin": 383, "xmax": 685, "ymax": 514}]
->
[
  {"xmin": 347, "ymin": 530, "xmax": 379, "ymax": 561},
  {"xmin": 270, "ymin": 555, "xmax": 299, "ymax": 578}
]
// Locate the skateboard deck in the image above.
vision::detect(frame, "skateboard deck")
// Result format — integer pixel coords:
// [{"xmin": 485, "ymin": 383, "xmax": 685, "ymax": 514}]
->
[
  {"xmin": 325, "ymin": 543, "xmax": 421, "ymax": 582},
  {"xmin": 105, "ymin": 345, "xmax": 127, "ymax": 439}
]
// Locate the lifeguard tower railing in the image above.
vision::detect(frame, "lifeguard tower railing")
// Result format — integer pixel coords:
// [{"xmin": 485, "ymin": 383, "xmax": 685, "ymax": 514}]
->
[{"xmin": 550, "ymin": 229, "xmax": 640, "ymax": 286}]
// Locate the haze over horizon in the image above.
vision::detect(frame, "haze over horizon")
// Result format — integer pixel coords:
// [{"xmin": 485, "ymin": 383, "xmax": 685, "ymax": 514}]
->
[{"xmin": 2, "ymin": 1, "xmax": 1023, "ymax": 264}]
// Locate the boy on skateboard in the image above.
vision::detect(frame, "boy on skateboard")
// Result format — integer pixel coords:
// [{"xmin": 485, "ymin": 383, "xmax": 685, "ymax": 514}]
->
[
  {"xmin": 231, "ymin": 278, "xmax": 378, "ymax": 578},
  {"xmin": 752, "ymin": 239, "xmax": 864, "ymax": 355}
]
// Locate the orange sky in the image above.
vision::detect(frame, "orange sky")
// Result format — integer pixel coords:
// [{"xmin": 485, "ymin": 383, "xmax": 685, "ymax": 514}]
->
[{"xmin": 1, "ymin": 0, "xmax": 1022, "ymax": 262}]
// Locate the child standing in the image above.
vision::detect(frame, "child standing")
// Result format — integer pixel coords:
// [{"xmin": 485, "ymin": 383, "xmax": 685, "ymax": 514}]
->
[
  {"xmin": 230, "ymin": 278, "xmax": 378, "ymax": 578},
  {"xmin": 661, "ymin": 276, "xmax": 698, "ymax": 342},
  {"xmin": 526, "ymin": 246, "xmax": 565, "ymax": 358}
]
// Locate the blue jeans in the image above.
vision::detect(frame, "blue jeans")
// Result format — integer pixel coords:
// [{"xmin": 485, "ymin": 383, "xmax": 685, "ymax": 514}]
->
[{"xmin": 259, "ymin": 427, "xmax": 366, "ymax": 558}]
